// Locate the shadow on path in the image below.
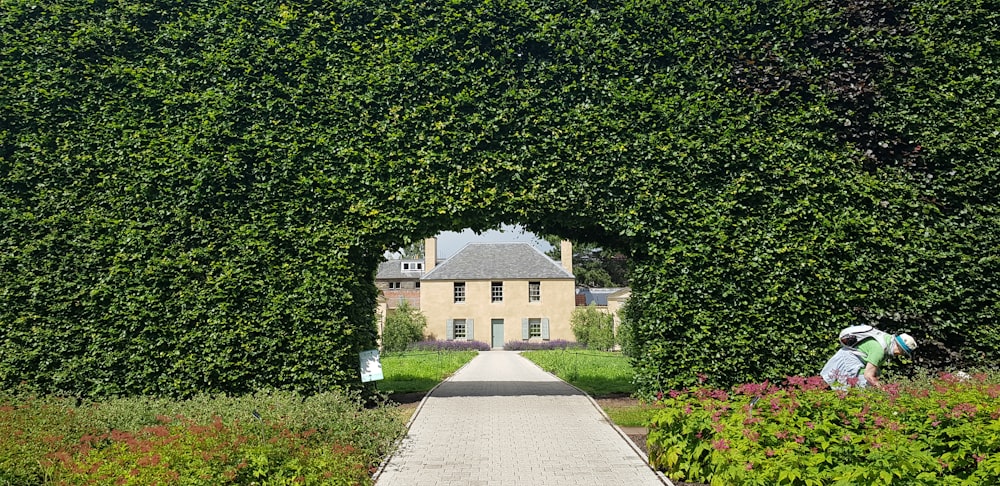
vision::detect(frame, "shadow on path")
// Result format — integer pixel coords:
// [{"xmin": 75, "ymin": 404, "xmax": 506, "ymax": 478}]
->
[{"xmin": 429, "ymin": 380, "xmax": 583, "ymax": 398}]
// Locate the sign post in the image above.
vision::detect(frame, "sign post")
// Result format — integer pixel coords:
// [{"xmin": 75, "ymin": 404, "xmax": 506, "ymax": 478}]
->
[{"xmin": 359, "ymin": 349, "xmax": 384, "ymax": 383}]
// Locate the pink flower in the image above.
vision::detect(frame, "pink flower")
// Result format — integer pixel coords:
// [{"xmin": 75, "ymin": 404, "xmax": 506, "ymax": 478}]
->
[
  {"xmin": 950, "ymin": 403, "xmax": 977, "ymax": 419},
  {"xmin": 745, "ymin": 462, "xmax": 753, "ymax": 471},
  {"xmin": 712, "ymin": 439, "xmax": 730, "ymax": 451}
]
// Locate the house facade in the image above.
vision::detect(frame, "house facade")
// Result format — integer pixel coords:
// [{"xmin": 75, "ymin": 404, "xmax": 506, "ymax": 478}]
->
[{"xmin": 419, "ymin": 238, "xmax": 576, "ymax": 349}]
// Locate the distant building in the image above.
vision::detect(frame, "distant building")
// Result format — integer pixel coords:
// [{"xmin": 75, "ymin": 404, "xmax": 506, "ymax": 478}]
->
[
  {"xmin": 375, "ymin": 259, "xmax": 425, "ymax": 310},
  {"xmin": 575, "ymin": 287, "xmax": 627, "ymax": 307},
  {"xmin": 375, "ymin": 238, "xmax": 577, "ymax": 349}
]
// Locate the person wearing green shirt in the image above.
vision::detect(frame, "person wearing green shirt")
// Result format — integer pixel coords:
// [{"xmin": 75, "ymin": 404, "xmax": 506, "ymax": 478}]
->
[{"xmin": 821, "ymin": 331, "xmax": 917, "ymax": 389}]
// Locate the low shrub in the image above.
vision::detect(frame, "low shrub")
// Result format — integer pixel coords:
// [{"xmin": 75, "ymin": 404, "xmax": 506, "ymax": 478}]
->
[
  {"xmin": 0, "ymin": 389, "xmax": 406, "ymax": 485},
  {"xmin": 571, "ymin": 305, "xmax": 617, "ymax": 351},
  {"xmin": 504, "ymin": 339, "xmax": 582, "ymax": 351},
  {"xmin": 406, "ymin": 340, "xmax": 490, "ymax": 352},
  {"xmin": 382, "ymin": 301, "xmax": 428, "ymax": 353},
  {"xmin": 647, "ymin": 372, "xmax": 1000, "ymax": 486}
]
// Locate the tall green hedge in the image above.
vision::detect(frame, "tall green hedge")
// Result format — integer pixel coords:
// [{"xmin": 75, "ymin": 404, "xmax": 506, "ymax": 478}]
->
[{"xmin": 2, "ymin": 0, "xmax": 996, "ymax": 397}]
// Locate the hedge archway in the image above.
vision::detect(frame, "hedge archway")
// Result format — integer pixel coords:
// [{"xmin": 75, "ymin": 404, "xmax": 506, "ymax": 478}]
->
[{"xmin": 2, "ymin": 0, "xmax": 997, "ymax": 397}]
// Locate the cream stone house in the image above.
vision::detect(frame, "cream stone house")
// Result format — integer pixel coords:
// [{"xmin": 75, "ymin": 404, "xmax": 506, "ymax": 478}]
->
[{"xmin": 418, "ymin": 238, "xmax": 576, "ymax": 349}]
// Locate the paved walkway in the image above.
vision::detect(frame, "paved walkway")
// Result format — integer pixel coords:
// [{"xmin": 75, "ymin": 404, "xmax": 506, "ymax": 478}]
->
[{"xmin": 374, "ymin": 351, "xmax": 669, "ymax": 486}]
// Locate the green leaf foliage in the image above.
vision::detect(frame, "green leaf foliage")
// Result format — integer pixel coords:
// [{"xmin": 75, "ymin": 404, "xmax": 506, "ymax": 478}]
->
[
  {"xmin": 1, "ymin": 0, "xmax": 997, "ymax": 397},
  {"xmin": 380, "ymin": 300, "xmax": 427, "ymax": 354},
  {"xmin": 571, "ymin": 305, "xmax": 617, "ymax": 351}
]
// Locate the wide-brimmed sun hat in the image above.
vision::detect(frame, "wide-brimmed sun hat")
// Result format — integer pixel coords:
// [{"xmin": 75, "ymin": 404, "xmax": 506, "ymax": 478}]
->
[{"xmin": 895, "ymin": 333, "xmax": 917, "ymax": 357}]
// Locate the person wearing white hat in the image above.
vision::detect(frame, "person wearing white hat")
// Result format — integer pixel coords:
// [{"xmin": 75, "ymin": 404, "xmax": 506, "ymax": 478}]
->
[{"xmin": 821, "ymin": 330, "xmax": 918, "ymax": 390}]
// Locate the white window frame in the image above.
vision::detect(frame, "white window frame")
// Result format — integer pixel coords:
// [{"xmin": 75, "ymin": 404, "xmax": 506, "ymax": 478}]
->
[
  {"xmin": 528, "ymin": 281, "xmax": 541, "ymax": 302},
  {"xmin": 453, "ymin": 319, "xmax": 467, "ymax": 339},
  {"xmin": 402, "ymin": 261, "xmax": 423, "ymax": 271},
  {"xmin": 522, "ymin": 318, "xmax": 550, "ymax": 340},
  {"xmin": 491, "ymin": 281, "xmax": 503, "ymax": 302},
  {"xmin": 446, "ymin": 318, "xmax": 474, "ymax": 341},
  {"xmin": 387, "ymin": 281, "xmax": 401, "ymax": 290},
  {"xmin": 454, "ymin": 282, "xmax": 466, "ymax": 303},
  {"xmin": 528, "ymin": 318, "xmax": 542, "ymax": 338}
]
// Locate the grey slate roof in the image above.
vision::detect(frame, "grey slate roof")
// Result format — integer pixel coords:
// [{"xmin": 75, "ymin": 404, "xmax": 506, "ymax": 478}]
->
[
  {"xmin": 376, "ymin": 260, "xmax": 425, "ymax": 280},
  {"xmin": 422, "ymin": 242, "xmax": 573, "ymax": 281}
]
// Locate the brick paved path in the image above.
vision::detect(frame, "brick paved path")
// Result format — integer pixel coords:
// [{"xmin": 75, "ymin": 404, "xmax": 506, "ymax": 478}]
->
[{"xmin": 374, "ymin": 351, "xmax": 669, "ymax": 486}]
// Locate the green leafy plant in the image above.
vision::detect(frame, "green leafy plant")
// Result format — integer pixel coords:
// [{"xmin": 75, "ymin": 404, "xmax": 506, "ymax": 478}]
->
[
  {"xmin": 0, "ymin": 390, "xmax": 406, "ymax": 485},
  {"xmin": 381, "ymin": 300, "xmax": 428, "ymax": 354},
  {"xmin": 571, "ymin": 305, "xmax": 617, "ymax": 352}
]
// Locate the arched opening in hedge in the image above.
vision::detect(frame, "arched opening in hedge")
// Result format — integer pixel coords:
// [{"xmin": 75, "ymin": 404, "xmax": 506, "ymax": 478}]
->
[{"xmin": 2, "ymin": 0, "xmax": 996, "ymax": 398}]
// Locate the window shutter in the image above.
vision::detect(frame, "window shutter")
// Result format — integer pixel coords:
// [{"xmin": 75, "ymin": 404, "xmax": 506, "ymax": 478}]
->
[
  {"xmin": 541, "ymin": 318, "xmax": 550, "ymax": 340},
  {"xmin": 467, "ymin": 319, "xmax": 474, "ymax": 341},
  {"xmin": 522, "ymin": 318, "xmax": 529, "ymax": 340},
  {"xmin": 446, "ymin": 319, "xmax": 454, "ymax": 340}
]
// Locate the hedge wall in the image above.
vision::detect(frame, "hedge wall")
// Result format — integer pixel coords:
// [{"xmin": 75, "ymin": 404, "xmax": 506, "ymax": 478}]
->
[{"xmin": 1, "ymin": 0, "xmax": 997, "ymax": 397}]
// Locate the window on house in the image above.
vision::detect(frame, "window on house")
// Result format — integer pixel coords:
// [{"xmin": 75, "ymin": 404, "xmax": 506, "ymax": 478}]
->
[
  {"xmin": 387, "ymin": 281, "xmax": 400, "ymax": 290},
  {"xmin": 454, "ymin": 282, "xmax": 465, "ymax": 303},
  {"xmin": 491, "ymin": 281, "xmax": 503, "ymax": 302},
  {"xmin": 453, "ymin": 319, "xmax": 467, "ymax": 339},
  {"xmin": 528, "ymin": 318, "xmax": 542, "ymax": 338},
  {"xmin": 528, "ymin": 281, "xmax": 541, "ymax": 302},
  {"xmin": 447, "ymin": 318, "xmax": 473, "ymax": 340},
  {"xmin": 522, "ymin": 318, "xmax": 550, "ymax": 340},
  {"xmin": 401, "ymin": 262, "xmax": 423, "ymax": 271},
  {"xmin": 415, "ymin": 281, "xmax": 420, "ymax": 289}
]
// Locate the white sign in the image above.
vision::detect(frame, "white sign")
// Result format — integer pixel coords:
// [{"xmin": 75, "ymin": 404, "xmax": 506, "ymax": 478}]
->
[{"xmin": 359, "ymin": 349, "xmax": 383, "ymax": 383}]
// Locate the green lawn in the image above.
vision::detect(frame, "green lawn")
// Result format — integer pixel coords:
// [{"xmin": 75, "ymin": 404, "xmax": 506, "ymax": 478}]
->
[
  {"xmin": 520, "ymin": 350, "xmax": 664, "ymax": 427},
  {"xmin": 602, "ymin": 402, "xmax": 662, "ymax": 427},
  {"xmin": 379, "ymin": 351, "xmax": 479, "ymax": 394},
  {"xmin": 520, "ymin": 349, "xmax": 636, "ymax": 397}
]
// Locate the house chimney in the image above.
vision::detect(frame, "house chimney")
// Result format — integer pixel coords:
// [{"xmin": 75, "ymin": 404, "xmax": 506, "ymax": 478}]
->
[
  {"xmin": 560, "ymin": 240, "xmax": 573, "ymax": 273},
  {"xmin": 424, "ymin": 237, "xmax": 437, "ymax": 272}
]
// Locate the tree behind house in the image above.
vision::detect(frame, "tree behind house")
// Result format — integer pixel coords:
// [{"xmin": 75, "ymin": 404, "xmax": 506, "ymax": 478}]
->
[{"xmin": 382, "ymin": 300, "xmax": 427, "ymax": 353}]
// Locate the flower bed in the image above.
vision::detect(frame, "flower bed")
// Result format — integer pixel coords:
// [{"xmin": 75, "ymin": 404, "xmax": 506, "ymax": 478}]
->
[
  {"xmin": 406, "ymin": 339, "xmax": 491, "ymax": 351},
  {"xmin": 503, "ymin": 339, "xmax": 582, "ymax": 351},
  {"xmin": 647, "ymin": 373, "xmax": 1000, "ymax": 485},
  {"xmin": 0, "ymin": 390, "xmax": 405, "ymax": 485}
]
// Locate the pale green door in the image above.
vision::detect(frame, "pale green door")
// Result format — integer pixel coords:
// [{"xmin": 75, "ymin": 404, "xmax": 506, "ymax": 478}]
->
[{"xmin": 491, "ymin": 319, "xmax": 504, "ymax": 349}]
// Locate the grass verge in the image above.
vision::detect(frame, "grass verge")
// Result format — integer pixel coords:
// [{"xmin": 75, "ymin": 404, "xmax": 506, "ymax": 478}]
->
[
  {"xmin": 520, "ymin": 349, "xmax": 635, "ymax": 397},
  {"xmin": 380, "ymin": 350, "xmax": 478, "ymax": 395}
]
